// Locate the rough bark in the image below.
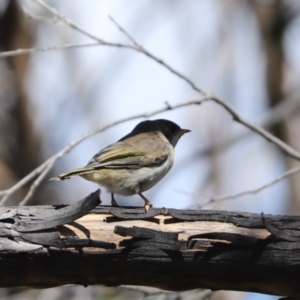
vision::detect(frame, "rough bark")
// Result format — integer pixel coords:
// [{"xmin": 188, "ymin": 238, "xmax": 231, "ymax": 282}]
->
[{"xmin": 1, "ymin": 190, "xmax": 300, "ymax": 298}]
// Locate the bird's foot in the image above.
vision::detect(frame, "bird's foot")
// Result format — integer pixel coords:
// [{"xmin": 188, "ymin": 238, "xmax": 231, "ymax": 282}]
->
[
  {"xmin": 111, "ymin": 199, "xmax": 119, "ymax": 207},
  {"xmin": 144, "ymin": 201, "xmax": 153, "ymax": 213},
  {"xmin": 137, "ymin": 192, "xmax": 153, "ymax": 213},
  {"xmin": 111, "ymin": 194, "xmax": 119, "ymax": 207}
]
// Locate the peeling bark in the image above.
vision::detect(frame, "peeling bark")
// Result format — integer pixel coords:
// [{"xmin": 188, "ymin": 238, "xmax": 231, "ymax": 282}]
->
[{"xmin": 1, "ymin": 191, "xmax": 300, "ymax": 297}]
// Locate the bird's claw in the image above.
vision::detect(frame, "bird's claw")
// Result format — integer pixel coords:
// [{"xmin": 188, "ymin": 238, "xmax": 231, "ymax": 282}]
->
[
  {"xmin": 144, "ymin": 201, "xmax": 153, "ymax": 213},
  {"xmin": 111, "ymin": 194, "xmax": 119, "ymax": 207},
  {"xmin": 111, "ymin": 199, "xmax": 119, "ymax": 207}
]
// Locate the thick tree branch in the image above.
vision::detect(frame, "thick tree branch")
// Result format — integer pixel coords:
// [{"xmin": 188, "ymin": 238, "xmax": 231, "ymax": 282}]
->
[{"xmin": 1, "ymin": 192, "xmax": 300, "ymax": 298}]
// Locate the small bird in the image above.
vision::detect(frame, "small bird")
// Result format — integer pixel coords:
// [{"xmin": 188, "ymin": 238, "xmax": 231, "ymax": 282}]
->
[{"xmin": 50, "ymin": 119, "xmax": 190, "ymax": 212}]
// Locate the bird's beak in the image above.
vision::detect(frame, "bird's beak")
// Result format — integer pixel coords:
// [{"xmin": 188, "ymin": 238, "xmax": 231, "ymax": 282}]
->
[{"xmin": 179, "ymin": 129, "xmax": 191, "ymax": 136}]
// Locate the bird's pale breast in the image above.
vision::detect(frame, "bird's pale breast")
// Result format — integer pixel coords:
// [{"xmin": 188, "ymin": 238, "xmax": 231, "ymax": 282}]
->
[{"xmin": 82, "ymin": 146, "xmax": 174, "ymax": 196}]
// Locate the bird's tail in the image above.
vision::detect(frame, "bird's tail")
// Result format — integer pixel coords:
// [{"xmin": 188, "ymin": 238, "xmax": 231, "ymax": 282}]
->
[{"xmin": 49, "ymin": 167, "xmax": 95, "ymax": 181}]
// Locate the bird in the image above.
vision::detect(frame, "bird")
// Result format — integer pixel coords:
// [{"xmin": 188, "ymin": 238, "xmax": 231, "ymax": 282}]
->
[{"xmin": 50, "ymin": 119, "xmax": 190, "ymax": 212}]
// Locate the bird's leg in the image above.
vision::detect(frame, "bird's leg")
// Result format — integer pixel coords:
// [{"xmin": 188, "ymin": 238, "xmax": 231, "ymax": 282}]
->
[
  {"xmin": 138, "ymin": 193, "xmax": 153, "ymax": 213},
  {"xmin": 111, "ymin": 193, "xmax": 119, "ymax": 207}
]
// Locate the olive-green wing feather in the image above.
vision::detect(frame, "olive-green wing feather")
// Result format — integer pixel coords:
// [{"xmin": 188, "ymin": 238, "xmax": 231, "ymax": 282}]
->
[
  {"xmin": 50, "ymin": 131, "xmax": 170, "ymax": 181},
  {"xmin": 49, "ymin": 166, "xmax": 96, "ymax": 181},
  {"xmin": 87, "ymin": 131, "xmax": 170, "ymax": 169}
]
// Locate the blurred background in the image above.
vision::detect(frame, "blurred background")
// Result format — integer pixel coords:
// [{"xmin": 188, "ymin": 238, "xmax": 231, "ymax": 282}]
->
[{"xmin": 1, "ymin": 0, "xmax": 300, "ymax": 299}]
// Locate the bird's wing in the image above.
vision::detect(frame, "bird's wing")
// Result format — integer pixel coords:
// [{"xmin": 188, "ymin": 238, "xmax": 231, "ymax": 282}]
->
[{"xmin": 87, "ymin": 132, "xmax": 171, "ymax": 169}]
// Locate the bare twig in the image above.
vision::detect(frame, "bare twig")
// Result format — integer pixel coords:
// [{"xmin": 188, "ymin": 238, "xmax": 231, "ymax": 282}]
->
[
  {"xmin": 107, "ymin": 14, "xmax": 208, "ymax": 96},
  {"xmin": 29, "ymin": 0, "xmax": 300, "ymax": 160},
  {"xmin": 0, "ymin": 162, "xmax": 49, "ymax": 205},
  {"xmin": 180, "ymin": 165, "xmax": 300, "ymax": 208},
  {"xmin": 197, "ymin": 92, "xmax": 300, "ymax": 159},
  {"xmin": 210, "ymin": 96, "xmax": 300, "ymax": 161},
  {"xmin": 108, "ymin": 15, "xmax": 141, "ymax": 47},
  {"xmin": 0, "ymin": 43, "xmax": 101, "ymax": 58},
  {"xmin": 22, "ymin": 4, "xmax": 60, "ymax": 24},
  {"xmin": 31, "ymin": 0, "xmax": 106, "ymax": 43},
  {"xmin": 30, "ymin": 0, "xmax": 206, "ymax": 95},
  {"xmin": 18, "ymin": 158, "xmax": 56, "ymax": 206}
]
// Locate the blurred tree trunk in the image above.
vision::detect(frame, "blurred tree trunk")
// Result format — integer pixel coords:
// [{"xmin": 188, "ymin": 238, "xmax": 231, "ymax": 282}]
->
[
  {"xmin": 0, "ymin": 0, "xmax": 42, "ymax": 204},
  {"xmin": 252, "ymin": 0, "xmax": 300, "ymax": 214}
]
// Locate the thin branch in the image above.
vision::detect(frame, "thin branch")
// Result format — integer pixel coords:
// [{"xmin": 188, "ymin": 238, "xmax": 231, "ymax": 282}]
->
[
  {"xmin": 30, "ymin": 0, "xmax": 206, "ymax": 95},
  {"xmin": 0, "ymin": 162, "xmax": 49, "ymax": 205},
  {"xmin": 29, "ymin": 0, "xmax": 300, "ymax": 160},
  {"xmin": 107, "ymin": 14, "xmax": 208, "ymax": 96},
  {"xmin": 108, "ymin": 15, "xmax": 141, "ymax": 47},
  {"xmin": 0, "ymin": 43, "xmax": 102, "ymax": 57},
  {"xmin": 30, "ymin": 0, "xmax": 106, "ymax": 44},
  {"xmin": 196, "ymin": 92, "xmax": 300, "ymax": 159},
  {"xmin": 18, "ymin": 158, "xmax": 55, "ymax": 206},
  {"xmin": 180, "ymin": 165, "xmax": 300, "ymax": 208},
  {"xmin": 211, "ymin": 166, "xmax": 300, "ymax": 202},
  {"xmin": 22, "ymin": 4, "xmax": 60, "ymax": 24},
  {"xmin": 210, "ymin": 96, "xmax": 300, "ymax": 161}
]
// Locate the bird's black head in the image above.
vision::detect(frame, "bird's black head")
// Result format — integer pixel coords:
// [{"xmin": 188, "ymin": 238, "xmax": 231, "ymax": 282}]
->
[{"xmin": 121, "ymin": 119, "xmax": 190, "ymax": 147}]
